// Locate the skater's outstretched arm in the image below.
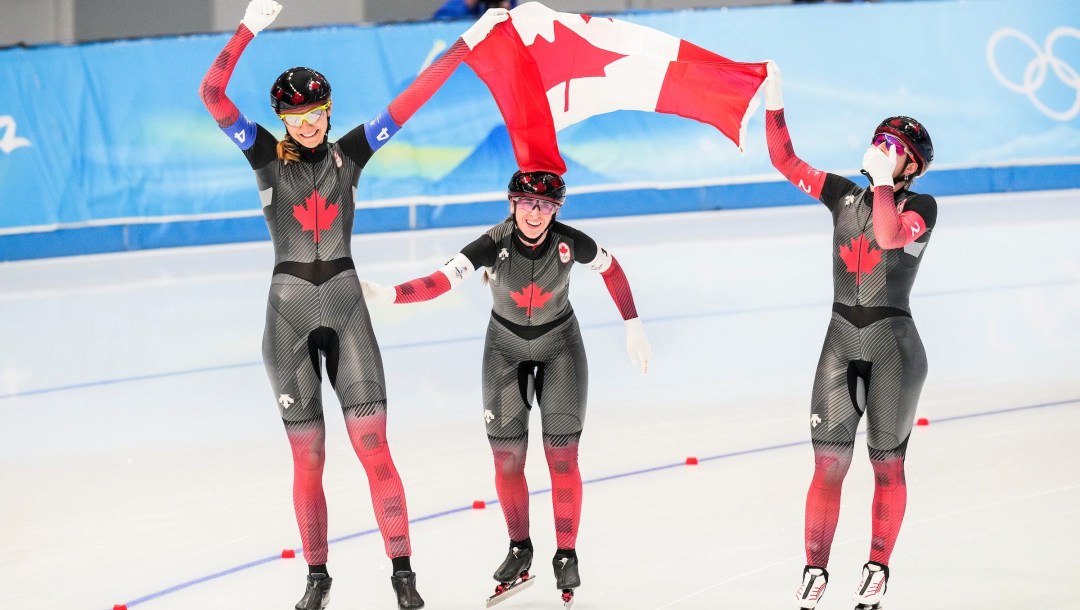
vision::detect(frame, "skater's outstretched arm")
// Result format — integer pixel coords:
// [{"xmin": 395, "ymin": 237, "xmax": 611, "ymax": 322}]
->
[
  {"xmin": 762, "ymin": 61, "xmax": 827, "ymax": 201},
  {"xmin": 336, "ymin": 8, "xmax": 509, "ymax": 163},
  {"xmin": 360, "ymin": 233, "xmax": 498, "ymax": 305}
]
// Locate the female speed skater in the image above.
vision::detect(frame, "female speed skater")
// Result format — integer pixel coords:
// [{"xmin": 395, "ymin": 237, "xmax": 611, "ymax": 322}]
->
[
  {"xmin": 763, "ymin": 61, "xmax": 937, "ymax": 610},
  {"xmin": 361, "ymin": 170, "xmax": 652, "ymax": 608},
  {"xmin": 198, "ymin": 1, "xmax": 507, "ymax": 607}
]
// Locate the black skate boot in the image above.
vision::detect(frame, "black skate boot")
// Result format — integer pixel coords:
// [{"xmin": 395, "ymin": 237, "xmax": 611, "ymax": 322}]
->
[
  {"xmin": 493, "ymin": 541, "xmax": 534, "ymax": 583},
  {"xmin": 390, "ymin": 570, "xmax": 425, "ymax": 609},
  {"xmin": 852, "ymin": 561, "xmax": 889, "ymax": 609},
  {"xmin": 295, "ymin": 573, "xmax": 332, "ymax": 610},
  {"xmin": 553, "ymin": 549, "xmax": 580, "ymax": 608},
  {"xmin": 486, "ymin": 541, "xmax": 536, "ymax": 607}
]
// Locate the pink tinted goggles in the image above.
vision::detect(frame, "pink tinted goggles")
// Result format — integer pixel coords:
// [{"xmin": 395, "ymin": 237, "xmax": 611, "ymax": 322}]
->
[
  {"xmin": 512, "ymin": 196, "xmax": 560, "ymax": 215},
  {"xmin": 872, "ymin": 133, "xmax": 908, "ymax": 157}
]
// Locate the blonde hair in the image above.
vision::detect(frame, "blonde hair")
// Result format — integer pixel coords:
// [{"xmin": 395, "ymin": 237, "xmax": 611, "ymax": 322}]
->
[{"xmin": 276, "ymin": 138, "xmax": 300, "ymax": 163}]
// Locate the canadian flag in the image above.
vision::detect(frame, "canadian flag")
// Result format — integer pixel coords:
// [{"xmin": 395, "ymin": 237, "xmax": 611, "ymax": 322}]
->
[{"xmin": 465, "ymin": 2, "xmax": 768, "ymax": 174}]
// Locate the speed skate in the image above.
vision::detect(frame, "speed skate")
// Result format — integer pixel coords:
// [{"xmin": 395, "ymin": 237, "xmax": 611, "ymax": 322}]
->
[{"xmin": 485, "ymin": 572, "xmax": 535, "ymax": 607}]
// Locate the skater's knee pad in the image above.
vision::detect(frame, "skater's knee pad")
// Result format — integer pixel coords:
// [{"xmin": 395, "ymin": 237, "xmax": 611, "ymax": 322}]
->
[
  {"xmin": 289, "ymin": 439, "xmax": 326, "ymax": 472},
  {"xmin": 285, "ymin": 420, "xmax": 326, "ymax": 471},
  {"xmin": 868, "ymin": 438, "xmax": 909, "ymax": 490},
  {"xmin": 489, "ymin": 435, "xmax": 528, "ymax": 475},
  {"xmin": 810, "ymin": 441, "xmax": 854, "ymax": 488},
  {"xmin": 343, "ymin": 408, "xmax": 389, "ymax": 459},
  {"xmin": 542, "ymin": 434, "xmax": 580, "ymax": 474}
]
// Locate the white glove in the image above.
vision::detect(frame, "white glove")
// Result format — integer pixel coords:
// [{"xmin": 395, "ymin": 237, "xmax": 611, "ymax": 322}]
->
[
  {"xmin": 241, "ymin": 0, "xmax": 282, "ymax": 36},
  {"xmin": 862, "ymin": 144, "xmax": 898, "ymax": 188},
  {"xmin": 624, "ymin": 318, "xmax": 652, "ymax": 375},
  {"xmin": 462, "ymin": 7, "xmax": 510, "ymax": 50},
  {"xmin": 764, "ymin": 60, "xmax": 784, "ymax": 111},
  {"xmin": 360, "ymin": 279, "xmax": 396, "ymax": 305}
]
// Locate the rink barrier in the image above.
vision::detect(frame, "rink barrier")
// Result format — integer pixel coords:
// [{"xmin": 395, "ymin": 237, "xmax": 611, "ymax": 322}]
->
[
  {"xmin": 3, "ymin": 0, "xmax": 1079, "ymax": 261},
  {"xmin": 2, "ymin": 162, "xmax": 1076, "ymax": 261}
]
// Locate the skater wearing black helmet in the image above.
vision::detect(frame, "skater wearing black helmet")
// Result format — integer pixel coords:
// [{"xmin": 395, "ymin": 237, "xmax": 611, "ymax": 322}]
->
[
  {"xmin": 762, "ymin": 61, "xmax": 937, "ymax": 610},
  {"xmin": 198, "ymin": 1, "xmax": 508, "ymax": 608},
  {"xmin": 362, "ymin": 170, "xmax": 652, "ymax": 608}
]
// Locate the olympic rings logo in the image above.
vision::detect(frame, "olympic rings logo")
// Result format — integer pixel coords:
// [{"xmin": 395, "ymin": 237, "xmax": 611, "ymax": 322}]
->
[{"xmin": 987, "ymin": 27, "xmax": 1080, "ymax": 121}]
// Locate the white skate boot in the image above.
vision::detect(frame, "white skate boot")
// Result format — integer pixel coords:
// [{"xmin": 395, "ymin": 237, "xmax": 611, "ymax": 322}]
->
[
  {"xmin": 852, "ymin": 561, "xmax": 888, "ymax": 609},
  {"xmin": 794, "ymin": 565, "xmax": 828, "ymax": 608}
]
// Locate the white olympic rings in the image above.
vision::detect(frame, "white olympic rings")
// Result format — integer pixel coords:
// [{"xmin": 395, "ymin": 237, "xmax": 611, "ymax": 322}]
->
[{"xmin": 986, "ymin": 26, "xmax": 1080, "ymax": 122}]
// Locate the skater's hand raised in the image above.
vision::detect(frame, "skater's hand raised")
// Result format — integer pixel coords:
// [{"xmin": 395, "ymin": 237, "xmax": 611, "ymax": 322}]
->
[
  {"xmin": 862, "ymin": 144, "xmax": 898, "ymax": 188},
  {"xmin": 361, "ymin": 279, "xmax": 396, "ymax": 305},
  {"xmin": 241, "ymin": 0, "xmax": 282, "ymax": 36},
  {"xmin": 462, "ymin": 7, "xmax": 510, "ymax": 49},
  {"xmin": 763, "ymin": 60, "xmax": 784, "ymax": 111},
  {"xmin": 624, "ymin": 318, "xmax": 652, "ymax": 374}
]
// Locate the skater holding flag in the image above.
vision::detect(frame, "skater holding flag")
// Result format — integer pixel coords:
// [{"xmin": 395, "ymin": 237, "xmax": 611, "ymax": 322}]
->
[
  {"xmin": 198, "ymin": 1, "xmax": 508, "ymax": 608},
  {"xmin": 762, "ymin": 61, "xmax": 937, "ymax": 610},
  {"xmin": 363, "ymin": 3, "xmax": 766, "ymax": 606}
]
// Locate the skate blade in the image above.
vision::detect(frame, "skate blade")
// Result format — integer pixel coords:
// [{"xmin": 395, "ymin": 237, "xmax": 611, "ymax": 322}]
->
[{"xmin": 485, "ymin": 575, "xmax": 535, "ymax": 607}]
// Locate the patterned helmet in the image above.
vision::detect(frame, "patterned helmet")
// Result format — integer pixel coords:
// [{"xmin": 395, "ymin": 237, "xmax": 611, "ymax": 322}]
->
[
  {"xmin": 874, "ymin": 116, "xmax": 934, "ymax": 176},
  {"xmin": 270, "ymin": 67, "xmax": 331, "ymax": 114},
  {"xmin": 507, "ymin": 170, "xmax": 567, "ymax": 204}
]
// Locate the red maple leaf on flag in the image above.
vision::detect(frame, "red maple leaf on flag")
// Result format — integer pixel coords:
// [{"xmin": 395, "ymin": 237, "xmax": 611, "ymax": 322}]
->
[
  {"xmin": 510, "ymin": 282, "xmax": 553, "ymax": 317},
  {"xmin": 293, "ymin": 189, "xmax": 339, "ymax": 244},
  {"xmin": 838, "ymin": 235, "xmax": 882, "ymax": 285},
  {"xmin": 528, "ymin": 18, "xmax": 627, "ymax": 112}
]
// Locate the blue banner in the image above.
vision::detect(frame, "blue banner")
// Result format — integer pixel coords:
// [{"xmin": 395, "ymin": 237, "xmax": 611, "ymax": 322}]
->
[{"xmin": 1, "ymin": 0, "xmax": 1078, "ymax": 260}]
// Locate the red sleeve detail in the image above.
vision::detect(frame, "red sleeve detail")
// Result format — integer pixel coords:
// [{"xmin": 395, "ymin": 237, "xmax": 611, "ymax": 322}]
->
[
  {"xmin": 387, "ymin": 39, "xmax": 470, "ymax": 127},
  {"xmin": 872, "ymin": 186, "xmax": 927, "ymax": 249},
  {"xmin": 600, "ymin": 257, "xmax": 639, "ymax": 321},
  {"xmin": 766, "ymin": 109, "xmax": 826, "ymax": 200},
  {"xmin": 394, "ymin": 271, "xmax": 452, "ymax": 304},
  {"xmin": 199, "ymin": 25, "xmax": 254, "ymax": 127}
]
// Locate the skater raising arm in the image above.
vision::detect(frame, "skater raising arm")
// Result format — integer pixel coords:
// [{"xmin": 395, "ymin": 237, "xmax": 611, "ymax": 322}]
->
[
  {"xmin": 200, "ymin": 2, "xmax": 509, "ymax": 165},
  {"xmin": 365, "ymin": 171, "xmax": 650, "ymax": 607},
  {"xmin": 763, "ymin": 60, "xmax": 937, "ymax": 241},
  {"xmin": 762, "ymin": 61, "xmax": 827, "ymax": 201},
  {"xmin": 763, "ymin": 62, "xmax": 938, "ymax": 610},
  {"xmin": 197, "ymin": 2, "xmax": 506, "ymax": 608}
]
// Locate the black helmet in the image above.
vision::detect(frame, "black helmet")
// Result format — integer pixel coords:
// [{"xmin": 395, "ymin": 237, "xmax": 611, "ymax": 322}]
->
[
  {"xmin": 874, "ymin": 116, "xmax": 934, "ymax": 176},
  {"xmin": 270, "ymin": 67, "xmax": 331, "ymax": 114},
  {"xmin": 508, "ymin": 170, "xmax": 566, "ymax": 204}
]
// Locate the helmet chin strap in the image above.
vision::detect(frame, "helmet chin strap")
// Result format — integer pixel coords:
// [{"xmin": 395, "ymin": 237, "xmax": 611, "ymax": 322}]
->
[
  {"xmin": 860, "ymin": 168, "xmax": 913, "ymax": 189},
  {"xmin": 513, "ymin": 212, "xmax": 555, "ymax": 245},
  {"xmin": 515, "ymin": 225, "xmax": 547, "ymax": 245}
]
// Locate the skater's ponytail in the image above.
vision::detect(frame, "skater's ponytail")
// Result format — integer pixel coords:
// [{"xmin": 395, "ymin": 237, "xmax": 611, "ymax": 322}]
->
[{"xmin": 277, "ymin": 137, "xmax": 300, "ymax": 164}]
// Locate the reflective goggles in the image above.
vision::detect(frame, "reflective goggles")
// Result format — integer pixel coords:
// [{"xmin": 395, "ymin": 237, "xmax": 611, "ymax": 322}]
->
[
  {"xmin": 512, "ymin": 196, "xmax": 560, "ymax": 215},
  {"xmin": 872, "ymin": 133, "xmax": 907, "ymax": 157},
  {"xmin": 278, "ymin": 102, "xmax": 331, "ymax": 127}
]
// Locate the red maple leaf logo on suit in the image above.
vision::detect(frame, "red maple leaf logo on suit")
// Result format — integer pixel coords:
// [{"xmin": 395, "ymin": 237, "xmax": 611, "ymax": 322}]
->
[
  {"xmin": 510, "ymin": 282, "xmax": 553, "ymax": 317},
  {"xmin": 293, "ymin": 190, "xmax": 339, "ymax": 243},
  {"xmin": 838, "ymin": 235, "xmax": 882, "ymax": 285},
  {"xmin": 529, "ymin": 19, "xmax": 627, "ymax": 112}
]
